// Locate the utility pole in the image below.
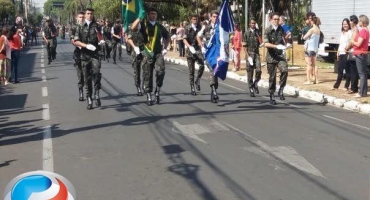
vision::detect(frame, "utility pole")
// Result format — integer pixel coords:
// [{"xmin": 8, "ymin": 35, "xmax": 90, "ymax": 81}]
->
[{"xmin": 245, "ymin": 0, "xmax": 248, "ymax": 32}]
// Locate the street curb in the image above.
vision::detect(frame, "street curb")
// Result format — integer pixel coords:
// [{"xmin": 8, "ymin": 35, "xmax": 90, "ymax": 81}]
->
[{"xmin": 162, "ymin": 56, "xmax": 370, "ymax": 116}]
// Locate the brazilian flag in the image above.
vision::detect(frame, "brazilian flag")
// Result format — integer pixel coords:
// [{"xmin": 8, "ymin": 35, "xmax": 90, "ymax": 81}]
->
[{"xmin": 122, "ymin": 0, "xmax": 146, "ymax": 32}]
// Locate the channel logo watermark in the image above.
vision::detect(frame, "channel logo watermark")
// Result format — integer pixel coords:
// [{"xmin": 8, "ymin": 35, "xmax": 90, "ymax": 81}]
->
[{"xmin": 3, "ymin": 170, "xmax": 76, "ymax": 200}]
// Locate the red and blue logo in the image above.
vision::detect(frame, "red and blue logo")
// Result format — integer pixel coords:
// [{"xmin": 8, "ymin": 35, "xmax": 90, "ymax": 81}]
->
[{"xmin": 3, "ymin": 171, "xmax": 76, "ymax": 200}]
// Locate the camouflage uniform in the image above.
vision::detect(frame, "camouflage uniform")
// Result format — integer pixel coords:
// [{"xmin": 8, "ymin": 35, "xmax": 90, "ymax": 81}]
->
[
  {"xmin": 263, "ymin": 25, "xmax": 288, "ymax": 94},
  {"xmin": 102, "ymin": 25, "xmax": 112, "ymax": 60},
  {"xmin": 44, "ymin": 25, "xmax": 57, "ymax": 62},
  {"xmin": 243, "ymin": 28, "xmax": 262, "ymax": 88},
  {"xmin": 184, "ymin": 24, "xmax": 205, "ymax": 87},
  {"xmin": 128, "ymin": 30, "xmax": 145, "ymax": 88},
  {"xmin": 69, "ymin": 24, "xmax": 83, "ymax": 90},
  {"xmin": 112, "ymin": 24, "xmax": 122, "ymax": 62},
  {"xmin": 203, "ymin": 23, "xmax": 218, "ymax": 88},
  {"xmin": 74, "ymin": 21, "xmax": 103, "ymax": 108}
]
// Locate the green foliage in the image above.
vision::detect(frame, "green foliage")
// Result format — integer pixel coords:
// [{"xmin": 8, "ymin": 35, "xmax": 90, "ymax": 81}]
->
[
  {"xmin": 92, "ymin": 0, "xmax": 121, "ymax": 22},
  {"xmin": 28, "ymin": 12, "xmax": 44, "ymax": 25},
  {"xmin": 0, "ymin": 0, "xmax": 15, "ymax": 19}
]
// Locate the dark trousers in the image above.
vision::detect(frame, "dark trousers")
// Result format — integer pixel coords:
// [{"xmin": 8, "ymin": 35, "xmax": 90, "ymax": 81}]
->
[
  {"xmin": 74, "ymin": 48, "xmax": 84, "ymax": 89},
  {"xmin": 356, "ymin": 54, "xmax": 368, "ymax": 96},
  {"xmin": 178, "ymin": 40, "xmax": 185, "ymax": 57},
  {"xmin": 142, "ymin": 53, "xmax": 165, "ymax": 93},
  {"xmin": 46, "ymin": 39, "xmax": 56, "ymax": 60},
  {"xmin": 112, "ymin": 39, "xmax": 122, "ymax": 61},
  {"xmin": 81, "ymin": 57, "xmax": 101, "ymax": 97},
  {"xmin": 132, "ymin": 52, "xmax": 143, "ymax": 87},
  {"xmin": 11, "ymin": 50, "xmax": 20, "ymax": 82},
  {"xmin": 333, "ymin": 54, "xmax": 351, "ymax": 89},
  {"xmin": 348, "ymin": 60, "xmax": 359, "ymax": 92},
  {"xmin": 267, "ymin": 61, "xmax": 288, "ymax": 93},
  {"xmin": 246, "ymin": 53, "xmax": 262, "ymax": 88}
]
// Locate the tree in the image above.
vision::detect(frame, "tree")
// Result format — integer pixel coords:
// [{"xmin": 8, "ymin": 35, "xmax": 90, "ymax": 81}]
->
[{"xmin": 0, "ymin": 0, "xmax": 15, "ymax": 21}]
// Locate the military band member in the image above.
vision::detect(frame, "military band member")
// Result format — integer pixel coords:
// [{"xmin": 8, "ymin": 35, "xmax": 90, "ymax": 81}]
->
[{"xmin": 42, "ymin": 19, "xmax": 57, "ymax": 64}]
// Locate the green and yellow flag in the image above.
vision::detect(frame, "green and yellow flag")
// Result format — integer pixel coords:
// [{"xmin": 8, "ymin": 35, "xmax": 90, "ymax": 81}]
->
[{"xmin": 122, "ymin": 0, "xmax": 146, "ymax": 32}]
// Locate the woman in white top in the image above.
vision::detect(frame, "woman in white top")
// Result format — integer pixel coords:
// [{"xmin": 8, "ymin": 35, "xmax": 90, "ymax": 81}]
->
[
  {"xmin": 332, "ymin": 18, "xmax": 352, "ymax": 90},
  {"xmin": 0, "ymin": 26, "xmax": 11, "ymax": 85},
  {"xmin": 303, "ymin": 14, "xmax": 321, "ymax": 84}
]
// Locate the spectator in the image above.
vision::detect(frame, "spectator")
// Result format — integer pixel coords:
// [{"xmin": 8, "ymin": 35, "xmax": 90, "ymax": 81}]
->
[
  {"xmin": 345, "ymin": 15, "xmax": 360, "ymax": 94},
  {"xmin": 332, "ymin": 18, "xmax": 352, "ymax": 90},
  {"xmin": 350, "ymin": 14, "xmax": 369, "ymax": 98},
  {"xmin": 232, "ymin": 22, "xmax": 242, "ymax": 71},
  {"xmin": 170, "ymin": 23, "xmax": 177, "ymax": 51},
  {"xmin": 8, "ymin": 26, "xmax": 21, "ymax": 83},
  {"xmin": 0, "ymin": 26, "xmax": 10, "ymax": 85},
  {"xmin": 177, "ymin": 22, "xmax": 185, "ymax": 57},
  {"xmin": 303, "ymin": 12, "xmax": 321, "ymax": 84}
]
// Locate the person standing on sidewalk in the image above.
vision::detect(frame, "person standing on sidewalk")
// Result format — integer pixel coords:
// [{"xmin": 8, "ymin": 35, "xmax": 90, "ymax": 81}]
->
[
  {"xmin": 232, "ymin": 22, "xmax": 242, "ymax": 71},
  {"xmin": 103, "ymin": 20, "xmax": 112, "ymax": 62},
  {"xmin": 111, "ymin": 19, "xmax": 123, "ymax": 64},
  {"xmin": 127, "ymin": 19, "xmax": 145, "ymax": 96},
  {"xmin": 74, "ymin": 8, "xmax": 105, "ymax": 110},
  {"xmin": 263, "ymin": 12, "xmax": 288, "ymax": 105},
  {"xmin": 243, "ymin": 18, "xmax": 262, "ymax": 97},
  {"xmin": 8, "ymin": 26, "xmax": 21, "ymax": 84},
  {"xmin": 42, "ymin": 19, "xmax": 57, "ymax": 64},
  {"xmin": 70, "ymin": 11, "xmax": 85, "ymax": 101},
  {"xmin": 183, "ymin": 14, "xmax": 205, "ymax": 96},
  {"xmin": 141, "ymin": 7, "xmax": 170, "ymax": 105},
  {"xmin": 350, "ymin": 15, "xmax": 369, "ymax": 98},
  {"xmin": 332, "ymin": 18, "xmax": 352, "ymax": 91}
]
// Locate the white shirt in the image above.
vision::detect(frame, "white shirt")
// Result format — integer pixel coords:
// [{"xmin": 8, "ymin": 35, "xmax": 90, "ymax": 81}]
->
[{"xmin": 338, "ymin": 30, "xmax": 352, "ymax": 55}]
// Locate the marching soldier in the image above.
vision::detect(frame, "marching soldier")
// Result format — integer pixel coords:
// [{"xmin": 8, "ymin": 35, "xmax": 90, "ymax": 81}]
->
[
  {"xmin": 42, "ymin": 19, "xmax": 57, "ymax": 64},
  {"xmin": 70, "ymin": 11, "xmax": 85, "ymax": 101},
  {"xmin": 263, "ymin": 12, "xmax": 288, "ymax": 105},
  {"xmin": 243, "ymin": 18, "xmax": 262, "ymax": 97},
  {"xmin": 112, "ymin": 19, "xmax": 123, "ymax": 64},
  {"xmin": 74, "ymin": 8, "xmax": 105, "ymax": 109},
  {"xmin": 102, "ymin": 19, "xmax": 112, "ymax": 62},
  {"xmin": 200, "ymin": 11, "xmax": 219, "ymax": 103},
  {"xmin": 183, "ymin": 14, "xmax": 205, "ymax": 96},
  {"xmin": 140, "ymin": 7, "xmax": 170, "ymax": 105},
  {"xmin": 127, "ymin": 19, "xmax": 145, "ymax": 96}
]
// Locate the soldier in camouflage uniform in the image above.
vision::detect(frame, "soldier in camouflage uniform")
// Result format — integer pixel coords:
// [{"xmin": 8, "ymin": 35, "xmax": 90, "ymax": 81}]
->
[
  {"xmin": 102, "ymin": 20, "xmax": 112, "ymax": 62},
  {"xmin": 263, "ymin": 12, "xmax": 288, "ymax": 105},
  {"xmin": 70, "ymin": 11, "xmax": 85, "ymax": 101},
  {"xmin": 127, "ymin": 19, "xmax": 145, "ymax": 96},
  {"xmin": 242, "ymin": 18, "xmax": 262, "ymax": 97},
  {"xmin": 74, "ymin": 8, "xmax": 104, "ymax": 110},
  {"xmin": 183, "ymin": 14, "xmax": 205, "ymax": 96},
  {"xmin": 201, "ymin": 11, "xmax": 219, "ymax": 102},
  {"xmin": 140, "ymin": 7, "xmax": 170, "ymax": 106},
  {"xmin": 112, "ymin": 19, "xmax": 123, "ymax": 64},
  {"xmin": 42, "ymin": 19, "xmax": 57, "ymax": 64}
]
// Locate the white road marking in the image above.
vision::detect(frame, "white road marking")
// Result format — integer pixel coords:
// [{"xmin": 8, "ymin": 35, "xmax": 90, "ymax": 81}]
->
[
  {"xmin": 41, "ymin": 59, "xmax": 44, "ymax": 63},
  {"xmin": 323, "ymin": 115, "xmax": 370, "ymax": 131},
  {"xmin": 172, "ymin": 121, "xmax": 209, "ymax": 144},
  {"xmin": 42, "ymin": 104, "xmax": 50, "ymax": 120},
  {"xmin": 41, "ymin": 63, "xmax": 44, "ymax": 68},
  {"xmin": 219, "ymin": 82, "xmax": 246, "ymax": 92},
  {"xmin": 42, "ymin": 76, "xmax": 46, "ymax": 82},
  {"xmin": 43, "ymin": 125, "xmax": 54, "ymax": 172},
  {"xmin": 171, "ymin": 67, "xmax": 184, "ymax": 72},
  {"xmin": 41, "ymin": 69, "xmax": 45, "ymax": 74},
  {"xmin": 42, "ymin": 87, "xmax": 48, "ymax": 97},
  {"xmin": 41, "ymin": 55, "xmax": 44, "ymax": 59},
  {"xmin": 220, "ymin": 121, "xmax": 324, "ymax": 177}
]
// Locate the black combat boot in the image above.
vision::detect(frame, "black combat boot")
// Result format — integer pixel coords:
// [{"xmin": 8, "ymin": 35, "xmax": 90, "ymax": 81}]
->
[
  {"xmin": 78, "ymin": 88, "xmax": 84, "ymax": 101},
  {"xmin": 190, "ymin": 84, "xmax": 196, "ymax": 95},
  {"xmin": 146, "ymin": 93, "xmax": 153, "ymax": 106},
  {"xmin": 270, "ymin": 93, "xmax": 277, "ymax": 105},
  {"xmin": 195, "ymin": 78, "xmax": 201, "ymax": 91},
  {"xmin": 250, "ymin": 87, "xmax": 255, "ymax": 97},
  {"xmin": 87, "ymin": 96, "xmax": 93, "ymax": 110},
  {"xmin": 137, "ymin": 87, "xmax": 143, "ymax": 96},
  {"xmin": 278, "ymin": 87, "xmax": 285, "ymax": 100},
  {"xmin": 211, "ymin": 85, "xmax": 219, "ymax": 103},
  {"xmin": 154, "ymin": 86, "xmax": 161, "ymax": 104},
  {"xmin": 95, "ymin": 90, "xmax": 101, "ymax": 107},
  {"xmin": 254, "ymin": 82, "xmax": 259, "ymax": 94}
]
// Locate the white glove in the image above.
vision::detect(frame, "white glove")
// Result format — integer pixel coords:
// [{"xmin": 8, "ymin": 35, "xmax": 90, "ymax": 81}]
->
[
  {"xmin": 134, "ymin": 46, "xmax": 140, "ymax": 55},
  {"xmin": 201, "ymin": 47, "xmax": 206, "ymax": 54},
  {"xmin": 189, "ymin": 46, "xmax": 196, "ymax": 54},
  {"xmin": 286, "ymin": 43, "xmax": 292, "ymax": 49},
  {"xmin": 248, "ymin": 57, "xmax": 253, "ymax": 66},
  {"xmin": 86, "ymin": 44, "xmax": 96, "ymax": 51},
  {"xmin": 162, "ymin": 49, "xmax": 167, "ymax": 56},
  {"xmin": 98, "ymin": 40, "xmax": 105, "ymax": 45},
  {"xmin": 276, "ymin": 44, "xmax": 286, "ymax": 50}
]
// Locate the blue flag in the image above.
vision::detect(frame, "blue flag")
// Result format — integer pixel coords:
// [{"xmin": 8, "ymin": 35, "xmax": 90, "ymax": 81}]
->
[{"xmin": 205, "ymin": 0, "xmax": 235, "ymax": 80}]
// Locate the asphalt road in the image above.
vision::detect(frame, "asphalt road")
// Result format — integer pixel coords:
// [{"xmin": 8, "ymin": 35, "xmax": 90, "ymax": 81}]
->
[{"xmin": 1, "ymin": 39, "xmax": 370, "ymax": 200}]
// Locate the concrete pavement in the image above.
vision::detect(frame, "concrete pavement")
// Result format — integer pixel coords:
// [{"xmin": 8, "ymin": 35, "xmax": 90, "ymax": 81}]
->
[{"xmin": 0, "ymin": 40, "xmax": 370, "ymax": 200}]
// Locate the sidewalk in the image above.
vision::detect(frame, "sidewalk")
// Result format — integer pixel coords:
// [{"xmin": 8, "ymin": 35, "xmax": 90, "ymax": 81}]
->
[{"xmin": 163, "ymin": 50, "xmax": 370, "ymax": 116}]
